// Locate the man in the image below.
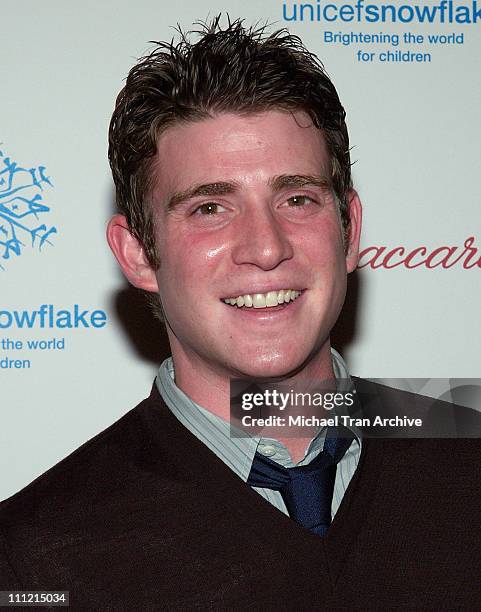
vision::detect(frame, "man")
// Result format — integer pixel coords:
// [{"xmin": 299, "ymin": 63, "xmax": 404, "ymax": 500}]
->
[{"xmin": 0, "ymin": 19, "xmax": 478, "ymax": 610}]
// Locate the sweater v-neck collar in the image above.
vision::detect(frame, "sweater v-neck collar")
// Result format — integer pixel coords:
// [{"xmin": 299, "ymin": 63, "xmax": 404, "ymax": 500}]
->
[{"xmin": 141, "ymin": 383, "xmax": 385, "ymax": 593}]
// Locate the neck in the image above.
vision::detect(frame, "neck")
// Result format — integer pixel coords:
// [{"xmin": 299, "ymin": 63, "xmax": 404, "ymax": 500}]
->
[{"xmin": 168, "ymin": 336, "xmax": 336, "ymax": 426}]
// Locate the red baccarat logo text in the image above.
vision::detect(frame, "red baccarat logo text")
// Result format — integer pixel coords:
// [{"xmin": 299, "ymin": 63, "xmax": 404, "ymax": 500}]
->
[{"xmin": 358, "ymin": 236, "xmax": 481, "ymax": 270}]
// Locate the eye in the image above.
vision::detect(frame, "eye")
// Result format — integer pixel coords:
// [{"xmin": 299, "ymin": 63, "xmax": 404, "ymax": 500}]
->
[
  {"xmin": 289, "ymin": 195, "xmax": 314, "ymax": 206},
  {"xmin": 277, "ymin": 192, "xmax": 325, "ymax": 220},
  {"xmin": 282, "ymin": 195, "xmax": 317, "ymax": 208},
  {"xmin": 193, "ymin": 202, "xmax": 227, "ymax": 215}
]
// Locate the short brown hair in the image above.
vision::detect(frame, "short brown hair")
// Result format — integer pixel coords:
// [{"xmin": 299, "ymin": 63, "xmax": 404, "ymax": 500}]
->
[{"xmin": 109, "ymin": 17, "xmax": 352, "ymax": 268}]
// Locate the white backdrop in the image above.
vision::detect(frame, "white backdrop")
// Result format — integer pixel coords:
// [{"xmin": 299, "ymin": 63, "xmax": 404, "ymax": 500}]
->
[{"xmin": 1, "ymin": 0, "xmax": 479, "ymax": 500}]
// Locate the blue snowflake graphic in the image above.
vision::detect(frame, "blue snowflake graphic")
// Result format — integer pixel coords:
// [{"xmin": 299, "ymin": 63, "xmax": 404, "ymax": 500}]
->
[{"xmin": 0, "ymin": 148, "xmax": 57, "ymax": 270}]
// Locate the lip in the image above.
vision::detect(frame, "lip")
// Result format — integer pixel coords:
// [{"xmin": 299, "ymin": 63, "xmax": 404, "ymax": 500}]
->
[
  {"xmin": 220, "ymin": 286, "xmax": 307, "ymax": 300},
  {"xmin": 222, "ymin": 290, "xmax": 305, "ymax": 319}
]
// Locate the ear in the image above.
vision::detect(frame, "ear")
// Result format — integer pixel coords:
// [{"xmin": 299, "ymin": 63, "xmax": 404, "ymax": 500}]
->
[
  {"xmin": 344, "ymin": 190, "xmax": 362, "ymax": 273},
  {"xmin": 106, "ymin": 214, "xmax": 159, "ymax": 292}
]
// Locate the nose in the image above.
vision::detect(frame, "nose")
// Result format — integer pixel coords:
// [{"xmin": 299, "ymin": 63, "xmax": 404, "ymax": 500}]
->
[{"xmin": 231, "ymin": 206, "xmax": 294, "ymax": 271}]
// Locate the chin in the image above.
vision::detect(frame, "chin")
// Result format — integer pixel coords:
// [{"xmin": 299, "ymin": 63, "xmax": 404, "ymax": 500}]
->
[{"xmin": 232, "ymin": 351, "xmax": 309, "ymax": 381}]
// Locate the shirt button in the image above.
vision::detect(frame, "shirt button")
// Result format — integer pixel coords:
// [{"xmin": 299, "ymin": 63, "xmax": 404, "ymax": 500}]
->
[{"xmin": 259, "ymin": 445, "xmax": 276, "ymax": 457}]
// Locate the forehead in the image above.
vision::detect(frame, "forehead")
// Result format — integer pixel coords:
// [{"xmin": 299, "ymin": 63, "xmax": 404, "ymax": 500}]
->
[{"xmin": 151, "ymin": 110, "xmax": 330, "ymax": 199}]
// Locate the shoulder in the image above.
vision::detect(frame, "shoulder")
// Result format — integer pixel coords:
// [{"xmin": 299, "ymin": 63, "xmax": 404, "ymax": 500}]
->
[
  {"xmin": 0, "ymin": 384, "xmax": 178, "ymax": 585},
  {"xmin": 0, "ymin": 385, "xmax": 161, "ymax": 533},
  {"xmin": 351, "ymin": 376, "xmax": 481, "ymax": 440},
  {"xmin": 351, "ymin": 377, "xmax": 480, "ymax": 486},
  {"xmin": 351, "ymin": 380, "xmax": 480, "ymax": 519},
  {"xmin": 0, "ymin": 382, "xmax": 236, "ymax": 591}
]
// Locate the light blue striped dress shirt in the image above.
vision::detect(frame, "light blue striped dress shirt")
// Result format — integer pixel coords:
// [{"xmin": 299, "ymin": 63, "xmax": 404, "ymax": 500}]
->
[{"xmin": 155, "ymin": 349, "xmax": 361, "ymax": 519}]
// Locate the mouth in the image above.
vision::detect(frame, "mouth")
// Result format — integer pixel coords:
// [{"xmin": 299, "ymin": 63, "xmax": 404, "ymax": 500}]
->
[{"xmin": 221, "ymin": 289, "xmax": 304, "ymax": 309}]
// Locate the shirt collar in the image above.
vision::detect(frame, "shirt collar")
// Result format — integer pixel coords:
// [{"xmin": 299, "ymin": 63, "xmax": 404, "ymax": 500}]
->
[{"xmin": 156, "ymin": 349, "xmax": 359, "ymax": 482}]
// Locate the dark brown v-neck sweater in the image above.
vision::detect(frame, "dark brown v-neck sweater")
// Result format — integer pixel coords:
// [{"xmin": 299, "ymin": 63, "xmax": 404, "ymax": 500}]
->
[{"xmin": 0, "ymin": 382, "xmax": 479, "ymax": 611}]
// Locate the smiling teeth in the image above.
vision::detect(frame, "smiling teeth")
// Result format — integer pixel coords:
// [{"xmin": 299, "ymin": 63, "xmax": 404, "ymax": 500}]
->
[{"xmin": 223, "ymin": 290, "xmax": 302, "ymax": 308}]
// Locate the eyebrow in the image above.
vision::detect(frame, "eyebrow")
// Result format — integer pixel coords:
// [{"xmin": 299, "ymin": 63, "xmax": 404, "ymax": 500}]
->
[
  {"xmin": 269, "ymin": 174, "xmax": 331, "ymax": 191},
  {"xmin": 165, "ymin": 174, "xmax": 331, "ymax": 212}
]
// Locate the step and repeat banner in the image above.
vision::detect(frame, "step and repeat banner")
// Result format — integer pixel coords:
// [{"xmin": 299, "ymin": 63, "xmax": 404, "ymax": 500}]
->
[{"xmin": 1, "ymin": 0, "xmax": 480, "ymax": 500}]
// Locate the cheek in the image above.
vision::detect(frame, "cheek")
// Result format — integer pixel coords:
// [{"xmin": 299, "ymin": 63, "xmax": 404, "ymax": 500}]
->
[
  {"xmin": 298, "ymin": 218, "xmax": 346, "ymax": 268},
  {"xmin": 157, "ymin": 231, "xmax": 228, "ymax": 291}
]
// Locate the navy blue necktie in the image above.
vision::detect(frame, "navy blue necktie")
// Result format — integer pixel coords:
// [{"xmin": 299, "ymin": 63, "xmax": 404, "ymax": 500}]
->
[{"xmin": 247, "ymin": 427, "xmax": 354, "ymax": 537}]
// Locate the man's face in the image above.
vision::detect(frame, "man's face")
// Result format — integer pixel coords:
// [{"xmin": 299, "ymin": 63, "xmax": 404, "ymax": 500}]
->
[{"xmin": 150, "ymin": 110, "xmax": 359, "ymax": 381}]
